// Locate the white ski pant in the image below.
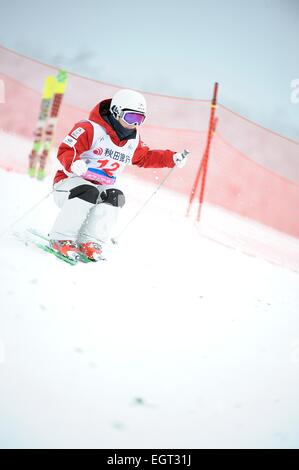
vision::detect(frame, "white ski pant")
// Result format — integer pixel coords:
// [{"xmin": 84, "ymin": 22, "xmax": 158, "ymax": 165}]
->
[{"xmin": 49, "ymin": 176, "xmax": 122, "ymax": 244}]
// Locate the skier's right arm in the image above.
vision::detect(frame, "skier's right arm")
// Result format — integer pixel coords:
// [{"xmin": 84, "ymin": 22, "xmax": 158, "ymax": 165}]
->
[{"xmin": 57, "ymin": 122, "xmax": 94, "ymax": 173}]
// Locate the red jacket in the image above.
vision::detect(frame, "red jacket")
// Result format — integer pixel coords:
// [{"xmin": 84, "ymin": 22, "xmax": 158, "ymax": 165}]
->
[{"xmin": 53, "ymin": 99, "xmax": 176, "ymax": 185}]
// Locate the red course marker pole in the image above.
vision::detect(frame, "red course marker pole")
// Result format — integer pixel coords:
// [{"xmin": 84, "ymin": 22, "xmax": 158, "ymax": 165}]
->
[
  {"xmin": 185, "ymin": 151, "xmax": 205, "ymax": 217},
  {"xmin": 186, "ymin": 82, "xmax": 219, "ymax": 219},
  {"xmin": 196, "ymin": 83, "xmax": 219, "ymax": 222}
]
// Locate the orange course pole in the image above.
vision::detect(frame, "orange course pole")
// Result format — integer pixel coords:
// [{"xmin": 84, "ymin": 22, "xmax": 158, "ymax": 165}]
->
[
  {"xmin": 186, "ymin": 82, "xmax": 219, "ymax": 217},
  {"xmin": 196, "ymin": 83, "xmax": 219, "ymax": 222},
  {"xmin": 185, "ymin": 149, "xmax": 205, "ymax": 217}
]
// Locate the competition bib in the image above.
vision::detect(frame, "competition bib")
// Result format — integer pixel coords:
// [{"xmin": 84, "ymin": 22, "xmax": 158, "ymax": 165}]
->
[
  {"xmin": 79, "ymin": 121, "xmax": 139, "ymax": 185},
  {"xmin": 84, "ymin": 167, "xmax": 116, "ymax": 185}
]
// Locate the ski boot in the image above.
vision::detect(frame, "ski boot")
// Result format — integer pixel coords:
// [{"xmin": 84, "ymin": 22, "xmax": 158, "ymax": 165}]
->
[
  {"xmin": 50, "ymin": 240, "xmax": 80, "ymax": 261},
  {"xmin": 79, "ymin": 242, "xmax": 103, "ymax": 262}
]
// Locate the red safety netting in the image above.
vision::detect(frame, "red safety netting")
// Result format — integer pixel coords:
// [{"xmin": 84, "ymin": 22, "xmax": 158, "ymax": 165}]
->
[{"xmin": 1, "ymin": 45, "xmax": 299, "ymax": 244}]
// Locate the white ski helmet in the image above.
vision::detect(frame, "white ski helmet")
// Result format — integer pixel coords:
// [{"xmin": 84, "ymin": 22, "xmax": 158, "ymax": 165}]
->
[{"xmin": 110, "ymin": 89, "xmax": 147, "ymax": 120}]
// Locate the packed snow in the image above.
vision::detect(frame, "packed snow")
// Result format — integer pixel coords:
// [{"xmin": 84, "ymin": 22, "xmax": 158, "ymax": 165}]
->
[{"xmin": 0, "ymin": 162, "xmax": 299, "ymax": 449}]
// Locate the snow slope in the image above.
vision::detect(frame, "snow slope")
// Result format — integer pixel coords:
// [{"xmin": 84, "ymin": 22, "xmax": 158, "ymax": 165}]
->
[{"xmin": 0, "ymin": 167, "xmax": 299, "ymax": 449}]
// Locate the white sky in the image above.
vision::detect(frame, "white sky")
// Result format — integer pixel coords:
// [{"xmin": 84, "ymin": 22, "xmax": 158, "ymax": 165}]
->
[{"xmin": 0, "ymin": 0, "xmax": 298, "ymax": 140}]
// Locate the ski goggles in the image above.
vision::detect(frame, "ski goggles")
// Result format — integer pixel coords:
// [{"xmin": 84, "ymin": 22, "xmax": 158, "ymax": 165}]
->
[{"xmin": 121, "ymin": 110, "xmax": 146, "ymax": 126}]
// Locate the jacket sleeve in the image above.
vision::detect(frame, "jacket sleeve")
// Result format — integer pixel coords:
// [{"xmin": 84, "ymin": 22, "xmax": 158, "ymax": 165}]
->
[
  {"xmin": 131, "ymin": 137, "xmax": 176, "ymax": 169},
  {"xmin": 57, "ymin": 122, "xmax": 94, "ymax": 173}
]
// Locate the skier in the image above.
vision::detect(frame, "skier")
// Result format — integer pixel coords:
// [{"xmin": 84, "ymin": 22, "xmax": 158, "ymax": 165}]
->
[{"xmin": 49, "ymin": 88, "xmax": 190, "ymax": 261}]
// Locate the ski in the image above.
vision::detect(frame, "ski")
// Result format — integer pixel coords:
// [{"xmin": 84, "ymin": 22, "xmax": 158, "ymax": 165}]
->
[
  {"xmin": 32, "ymin": 240, "xmax": 79, "ymax": 265},
  {"xmin": 27, "ymin": 228, "xmax": 106, "ymax": 263},
  {"xmin": 14, "ymin": 230, "xmax": 78, "ymax": 266},
  {"xmin": 15, "ymin": 228, "xmax": 106, "ymax": 264},
  {"xmin": 36, "ymin": 69, "xmax": 68, "ymax": 180},
  {"xmin": 28, "ymin": 75, "xmax": 56, "ymax": 178}
]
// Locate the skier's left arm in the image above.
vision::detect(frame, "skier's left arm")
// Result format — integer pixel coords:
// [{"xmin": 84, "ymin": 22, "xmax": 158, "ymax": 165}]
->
[{"xmin": 132, "ymin": 139, "xmax": 190, "ymax": 169}]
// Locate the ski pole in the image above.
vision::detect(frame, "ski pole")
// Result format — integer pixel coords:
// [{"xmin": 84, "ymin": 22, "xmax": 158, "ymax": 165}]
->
[
  {"xmin": 111, "ymin": 166, "xmax": 176, "ymax": 244},
  {"xmin": 0, "ymin": 190, "xmax": 53, "ymax": 238}
]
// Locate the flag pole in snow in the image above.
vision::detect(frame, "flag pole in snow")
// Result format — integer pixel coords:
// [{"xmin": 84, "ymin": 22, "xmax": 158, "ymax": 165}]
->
[
  {"xmin": 196, "ymin": 116, "xmax": 218, "ymax": 222},
  {"xmin": 186, "ymin": 82, "xmax": 219, "ymax": 220}
]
